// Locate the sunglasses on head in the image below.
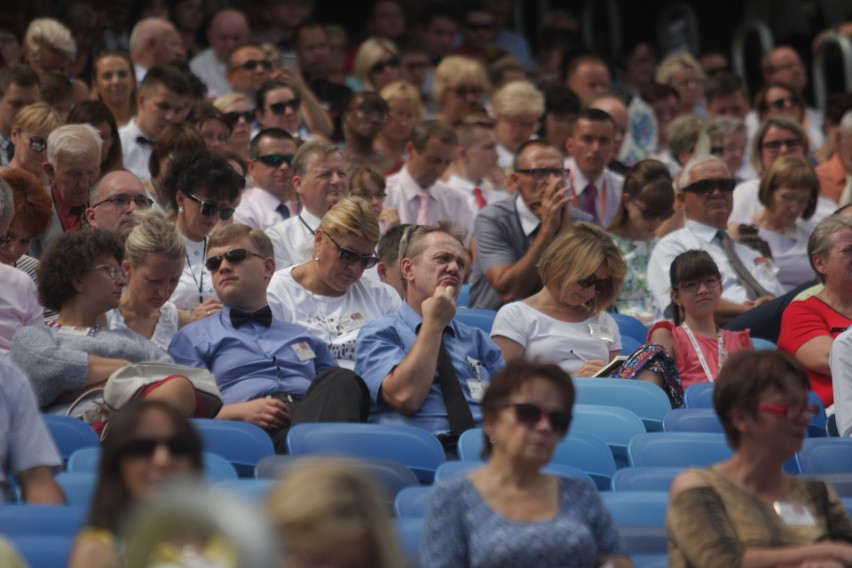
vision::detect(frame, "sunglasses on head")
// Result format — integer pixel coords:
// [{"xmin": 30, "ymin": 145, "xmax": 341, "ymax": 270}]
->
[
  {"xmin": 576, "ymin": 274, "xmax": 613, "ymax": 295},
  {"xmin": 205, "ymin": 248, "xmax": 266, "ymax": 272},
  {"xmin": 233, "ymin": 59, "xmax": 272, "ymax": 72},
  {"xmin": 183, "ymin": 192, "xmax": 235, "ymax": 220},
  {"xmin": 255, "ymin": 153, "xmax": 294, "ymax": 167},
  {"xmin": 27, "ymin": 136, "xmax": 47, "ymax": 153},
  {"xmin": 268, "ymin": 99, "xmax": 301, "ymax": 114},
  {"xmin": 223, "ymin": 110, "xmax": 255, "ymax": 124},
  {"xmin": 510, "ymin": 402, "xmax": 570, "ymax": 436},
  {"xmin": 325, "ymin": 232, "xmax": 379, "ymax": 269},
  {"xmin": 370, "ymin": 57, "xmax": 400, "ymax": 74},
  {"xmin": 681, "ymin": 178, "xmax": 736, "ymax": 194},
  {"xmin": 120, "ymin": 437, "xmax": 194, "ymax": 458},
  {"xmin": 635, "ymin": 204, "xmax": 675, "ymax": 221}
]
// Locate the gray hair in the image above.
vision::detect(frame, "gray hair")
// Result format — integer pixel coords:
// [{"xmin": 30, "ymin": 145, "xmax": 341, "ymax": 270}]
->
[
  {"xmin": 808, "ymin": 215, "xmax": 852, "ymax": 283},
  {"xmin": 676, "ymin": 155, "xmax": 730, "ymax": 192},
  {"xmin": 666, "ymin": 115, "xmax": 708, "ymax": 162},
  {"xmin": 47, "ymin": 124, "xmax": 102, "ymax": 167},
  {"xmin": 0, "ymin": 178, "xmax": 13, "ymax": 221}
]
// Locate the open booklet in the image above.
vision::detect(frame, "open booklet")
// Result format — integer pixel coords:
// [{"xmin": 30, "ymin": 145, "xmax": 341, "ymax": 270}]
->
[{"xmin": 591, "ymin": 355, "xmax": 629, "ymax": 378}]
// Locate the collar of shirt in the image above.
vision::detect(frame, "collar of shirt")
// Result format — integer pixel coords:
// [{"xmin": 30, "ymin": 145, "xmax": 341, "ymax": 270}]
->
[
  {"xmin": 125, "ymin": 118, "xmax": 155, "ymax": 145},
  {"xmin": 400, "ymin": 165, "xmax": 433, "ymax": 196},
  {"xmin": 515, "ymin": 194, "xmax": 539, "ymax": 236},
  {"xmin": 685, "ymin": 219, "xmax": 723, "ymax": 244},
  {"xmin": 448, "ymin": 174, "xmax": 493, "ymax": 193},
  {"xmin": 566, "ymin": 158, "xmax": 605, "ymax": 193},
  {"xmin": 250, "ymin": 186, "xmax": 287, "ymax": 209},
  {"xmin": 399, "ymin": 301, "xmax": 457, "ymax": 337}
]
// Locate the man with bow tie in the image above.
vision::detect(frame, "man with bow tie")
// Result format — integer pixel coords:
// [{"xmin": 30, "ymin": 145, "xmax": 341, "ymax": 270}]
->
[{"xmin": 168, "ymin": 223, "xmax": 370, "ymax": 451}]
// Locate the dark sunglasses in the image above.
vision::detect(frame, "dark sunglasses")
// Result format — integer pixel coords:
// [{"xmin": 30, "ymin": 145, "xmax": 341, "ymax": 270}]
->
[
  {"xmin": 27, "ymin": 136, "xmax": 47, "ymax": 153},
  {"xmin": 769, "ymin": 96, "xmax": 801, "ymax": 110},
  {"xmin": 120, "ymin": 437, "xmax": 194, "ymax": 458},
  {"xmin": 370, "ymin": 57, "xmax": 400, "ymax": 74},
  {"xmin": 325, "ymin": 232, "xmax": 379, "ymax": 269},
  {"xmin": 763, "ymin": 138, "xmax": 802, "ymax": 151},
  {"xmin": 223, "ymin": 110, "xmax": 255, "ymax": 124},
  {"xmin": 232, "ymin": 59, "xmax": 272, "ymax": 72},
  {"xmin": 636, "ymin": 204, "xmax": 675, "ymax": 221},
  {"xmin": 205, "ymin": 248, "xmax": 266, "ymax": 272},
  {"xmin": 681, "ymin": 178, "xmax": 736, "ymax": 194},
  {"xmin": 268, "ymin": 99, "xmax": 301, "ymax": 114},
  {"xmin": 183, "ymin": 192, "xmax": 235, "ymax": 220},
  {"xmin": 576, "ymin": 274, "xmax": 613, "ymax": 295},
  {"xmin": 510, "ymin": 403, "xmax": 570, "ymax": 436},
  {"xmin": 255, "ymin": 153, "xmax": 295, "ymax": 167}
]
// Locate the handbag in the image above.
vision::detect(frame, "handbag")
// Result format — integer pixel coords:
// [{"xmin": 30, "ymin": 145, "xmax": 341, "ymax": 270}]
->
[{"xmin": 103, "ymin": 362, "xmax": 223, "ymax": 417}]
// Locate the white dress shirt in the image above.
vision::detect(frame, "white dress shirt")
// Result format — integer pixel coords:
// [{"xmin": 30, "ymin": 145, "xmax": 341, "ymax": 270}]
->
[
  {"xmin": 118, "ymin": 118, "xmax": 153, "ymax": 180},
  {"xmin": 384, "ymin": 166, "xmax": 474, "ymax": 240},
  {"xmin": 0, "ymin": 264, "xmax": 43, "ymax": 358},
  {"xmin": 564, "ymin": 157, "xmax": 624, "ymax": 228},
  {"xmin": 189, "ymin": 48, "xmax": 231, "ymax": 98},
  {"xmin": 446, "ymin": 175, "xmax": 511, "ymax": 217},
  {"xmin": 233, "ymin": 186, "xmax": 297, "ymax": 230},
  {"xmin": 496, "ymin": 143, "xmax": 514, "ymax": 170},
  {"xmin": 266, "ymin": 209, "xmax": 322, "ymax": 270}
]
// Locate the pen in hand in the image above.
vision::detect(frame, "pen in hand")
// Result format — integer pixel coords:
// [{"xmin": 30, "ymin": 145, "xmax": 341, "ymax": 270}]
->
[{"xmin": 570, "ymin": 349, "xmax": 588, "ymax": 362}]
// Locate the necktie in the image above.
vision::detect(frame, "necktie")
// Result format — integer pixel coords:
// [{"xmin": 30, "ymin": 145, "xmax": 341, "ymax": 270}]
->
[
  {"xmin": 472, "ymin": 187, "xmax": 487, "ymax": 209},
  {"xmin": 435, "ymin": 335, "xmax": 476, "ymax": 436},
  {"xmin": 583, "ymin": 183, "xmax": 599, "ymax": 225},
  {"xmin": 716, "ymin": 230, "xmax": 772, "ymax": 300},
  {"xmin": 416, "ymin": 189, "xmax": 431, "ymax": 225},
  {"xmin": 230, "ymin": 306, "xmax": 273, "ymax": 328},
  {"xmin": 276, "ymin": 203, "xmax": 291, "ymax": 219}
]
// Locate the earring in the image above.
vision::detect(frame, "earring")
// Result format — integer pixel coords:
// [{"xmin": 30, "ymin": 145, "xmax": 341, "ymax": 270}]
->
[
  {"xmin": 314, "ymin": 256, "xmax": 320, "ymax": 262},
  {"xmin": 489, "ymin": 436, "xmax": 496, "ymax": 445},
  {"xmin": 178, "ymin": 207, "xmax": 184, "ymax": 214}
]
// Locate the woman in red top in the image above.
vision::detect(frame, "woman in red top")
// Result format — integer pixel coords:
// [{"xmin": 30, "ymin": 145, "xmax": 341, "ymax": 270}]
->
[{"xmin": 778, "ymin": 214, "xmax": 852, "ymax": 406}]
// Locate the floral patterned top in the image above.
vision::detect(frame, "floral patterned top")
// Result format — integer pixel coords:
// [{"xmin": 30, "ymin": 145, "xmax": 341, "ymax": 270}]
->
[{"xmin": 611, "ymin": 233, "xmax": 656, "ymax": 322}]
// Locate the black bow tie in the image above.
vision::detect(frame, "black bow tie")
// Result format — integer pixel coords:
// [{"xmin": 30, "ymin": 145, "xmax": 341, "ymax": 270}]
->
[
  {"xmin": 230, "ymin": 306, "xmax": 273, "ymax": 328},
  {"xmin": 136, "ymin": 135, "xmax": 152, "ymax": 146}
]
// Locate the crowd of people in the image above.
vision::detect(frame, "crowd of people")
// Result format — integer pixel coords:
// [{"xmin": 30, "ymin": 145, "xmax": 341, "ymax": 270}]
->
[{"xmin": 3, "ymin": 0, "xmax": 852, "ymax": 566}]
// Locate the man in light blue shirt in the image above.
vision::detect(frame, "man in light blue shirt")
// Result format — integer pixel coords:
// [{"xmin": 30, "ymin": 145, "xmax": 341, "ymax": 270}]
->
[{"xmin": 355, "ymin": 224, "xmax": 505, "ymax": 447}]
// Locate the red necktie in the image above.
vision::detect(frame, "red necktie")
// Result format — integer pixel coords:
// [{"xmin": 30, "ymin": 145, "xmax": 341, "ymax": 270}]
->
[
  {"xmin": 584, "ymin": 183, "xmax": 599, "ymax": 225},
  {"xmin": 472, "ymin": 187, "xmax": 487, "ymax": 209}
]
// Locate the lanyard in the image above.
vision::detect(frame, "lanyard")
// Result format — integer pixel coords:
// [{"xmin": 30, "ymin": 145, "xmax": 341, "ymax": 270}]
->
[
  {"xmin": 681, "ymin": 322, "xmax": 727, "ymax": 383},
  {"xmin": 298, "ymin": 214, "xmax": 316, "ymax": 235},
  {"xmin": 568, "ymin": 171, "xmax": 608, "ymax": 221},
  {"xmin": 185, "ymin": 237, "xmax": 207, "ymax": 306}
]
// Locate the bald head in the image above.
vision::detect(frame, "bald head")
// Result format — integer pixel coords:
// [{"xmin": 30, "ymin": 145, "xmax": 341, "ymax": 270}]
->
[
  {"xmin": 208, "ymin": 10, "xmax": 250, "ymax": 62},
  {"xmin": 86, "ymin": 170, "xmax": 151, "ymax": 239},
  {"xmin": 763, "ymin": 46, "xmax": 807, "ymax": 94},
  {"xmin": 130, "ymin": 18, "xmax": 186, "ymax": 69}
]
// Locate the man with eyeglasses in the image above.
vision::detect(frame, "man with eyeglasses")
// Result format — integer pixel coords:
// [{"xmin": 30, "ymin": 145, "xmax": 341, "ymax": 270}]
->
[
  {"xmin": 234, "ymin": 129, "xmax": 299, "ymax": 230},
  {"xmin": 169, "ymin": 223, "xmax": 370, "ymax": 452},
  {"xmin": 647, "ymin": 155, "xmax": 784, "ymax": 322},
  {"xmin": 468, "ymin": 140, "xmax": 591, "ymax": 310},
  {"xmin": 118, "ymin": 65, "xmax": 192, "ymax": 180},
  {"xmin": 226, "ymin": 43, "xmax": 273, "ymax": 99},
  {"xmin": 85, "ymin": 170, "xmax": 153, "ymax": 240},
  {"xmin": 189, "ymin": 10, "xmax": 250, "ymax": 98}
]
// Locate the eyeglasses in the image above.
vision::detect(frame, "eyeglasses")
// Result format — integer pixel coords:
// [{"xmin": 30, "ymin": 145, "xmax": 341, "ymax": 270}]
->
[
  {"xmin": 515, "ymin": 167, "xmax": 568, "ymax": 182},
  {"xmin": 757, "ymin": 401, "xmax": 820, "ymax": 421},
  {"xmin": 635, "ymin": 205, "xmax": 675, "ymax": 221},
  {"xmin": 325, "ymin": 232, "xmax": 379, "ymax": 269},
  {"xmin": 350, "ymin": 191, "xmax": 387, "ymax": 201},
  {"xmin": 268, "ymin": 99, "xmax": 301, "ymax": 114},
  {"xmin": 763, "ymin": 138, "xmax": 803, "ymax": 151},
  {"xmin": 86, "ymin": 263, "xmax": 126, "ymax": 280},
  {"xmin": 120, "ymin": 437, "xmax": 195, "ymax": 459},
  {"xmin": 769, "ymin": 96, "xmax": 801, "ymax": 110},
  {"xmin": 27, "ymin": 135, "xmax": 47, "ymax": 153},
  {"xmin": 509, "ymin": 402, "xmax": 570, "ymax": 436},
  {"xmin": 776, "ymin": 192, "xmax": 813, "ymax": 206},
  {"xmin": 223, "ymin": 110, "xmax": 255, "ymax": 124},
  {"xmin": 681, "ymin": 178, "xmax": 736, "ymax": 194},
  {"xmin": 451, "ymin": 85, "xmax": 485, "ymax": 98},
  {"xmin": 91, "ymin": 194, "xmax": 154, "ymax": 210},
  {"xmin": 575, "ymin": 274, "xmax": 613, "ymax": 295},
  {"xmin": 205, "ymin": 248, "xmax": 266, "ymax": 272},
  {"xmin": 676, "ymin": 273, "xmax": 722, "ymax": 293},
  {"xmin": 0, "ymin": 234, "xmax": 12, "ymax": 248},
  {"xmin": 370, "ymin": 57, "xmax": 400, "ymax": 74},
  {"xmin": 182, "ymin": 192, "xmax": 235, "ymax": 220},
  {"xmin": 255, "ymin": 153, "xmax": 294, "ymax": 167},
  {"xmin": 232, "ymin": 59, "xmax": 272, "ymax": 72}
]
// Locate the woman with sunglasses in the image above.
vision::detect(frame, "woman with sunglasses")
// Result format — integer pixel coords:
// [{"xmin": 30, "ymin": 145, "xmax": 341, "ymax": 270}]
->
[
  {"xmin": 213, "ymin": 93, "xmax": 254, "ymax": 159},
  {"xmin": 491, "ymin": 222, "xmax": 627, "ymax": 377},
  {"xmin": 607, "ymin": 159, "xmax": 676, "ymax": 322},
  {"xmin": 69, "ymin": 400, "xmax": 204, "ymax": 568},
  {"xmin": 144, "ymin": 123, "xmax": 206, "ymax": 213},
  {"xmin": 353, "ymin": 37, "xmax": 401, "ymax": 93},
  {"xmin": 2, "ymin": 102, "xmax": 63, "ymax": 188},
  {"xmin": 267, "ymin": 197, "xmax": 401, "ymax": 368},
  {"xmin": 422, "ymin": 360, "xmax": 630, "ymax": 567},
  {"xmin": 668, "ymin": 351, "xmax": 852, "ymax": 568},
  {"xmin": 162, "ymin": 150, "xmax": 244, "ymax": 316}
]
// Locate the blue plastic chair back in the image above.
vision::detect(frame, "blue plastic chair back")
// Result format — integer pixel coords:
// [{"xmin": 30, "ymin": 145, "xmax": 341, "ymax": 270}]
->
[
  {"xmin": 212, "ymin": 479, "xmax": 277, "ymax": 504},
  {"xmin": 453, "ymin": 308, "xmax": 497, "ymax": 333},
  {"xmin": 41, "ymin": 414, "xmax": 100, "ymax": 464},
  {"xmin": 797, "ymin": 438, "xmax": 852, "ymax": 473},
  {"xmin": 620, "ymin": 336, "xmax": 642, "ymax": 356},
  {"xmin": 395, "ymin": 517, "xmax": 423, "ymax": 559},
  {"xmin": 67, "ymin": 447, "xmax": 101, "ymax": 472},
  {"xmin": 203, "ymin": 452, "xmax": 239, "ymax": 481},
  {"xmin": 807, "ymin": 391, "xmax": 827, "ymax": 438},
  {"xmin": 751, "ymin": 337, "xmax": 777, "ymax": 350},
  {"xmin": 456, "ymin": 283, "xmax": 471, "ymax": 308},
  {"xmin": 55, "ymin": 472, "xmax": 96, "ymax": 507},
  {"xmin": 611, "ymin": 313, "xmax": 648, "ymax": 344},
  {"xmin": 662, "ymin": 408, "xmax": 724, "ymax": 434},
  {"xmin": 628, "ymin": 432, "xmax": 732, "ymax": 468},
  {"xmin": 601, "ymin": 491, "xmax": 670, "ymax": 527},
  {"xmin": 683, "ymin": 382, "xmax": 715, "ymax": 408},
  {"xmin": 286, "ymin": 423, "xmax": 446, "ymax": 484},
  {"xmin": 192, "ymin": 419, "xmax": 275, "ymax": 477},
  {"xmin": 456, "ymin": 428, "xmax": 485, "ymax": 461},
  {"xmin": 0, "ymin": 506, "xmax": 86, "ymax": 536},
  {"xmin": 573, "ymin": 378, "xmax": 672, "ymax": 431},
  {"xmin": 8, "ymin": 535, "xmax": 76, "ymax": 568},
  {"xmin": 394, "ymin": 485, "xmax": 433, "ymax": 519},
  {"xmin": 571, "ymin": 405, "xmax": 647, "ymax": 467},
  {"xmin": 610, "ymin": 467, "xmax": 683, "ymax": 492}
]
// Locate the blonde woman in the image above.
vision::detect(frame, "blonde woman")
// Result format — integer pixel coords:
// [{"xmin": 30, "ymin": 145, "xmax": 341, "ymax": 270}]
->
[
  {"xmin": 353, "ymin": 37, "xmax": 401, "ymax": 93},
  {"xmin": 433, "ymin": 55, "xmax": 489, "ymax": 125},
  {"xmin": 491, "ymin": 80, "xmax": 545, "ymax": 169},
  {"xmin": 213, "ymin": 92, "xmax": 254, "ymax": 159},
  {"xmin": 2, "ymin": 103, "xmax": 64, "ymax": 187},
  {"xmin": 656, "ymin": 53, "xmax": 706, "ymax": 118}
]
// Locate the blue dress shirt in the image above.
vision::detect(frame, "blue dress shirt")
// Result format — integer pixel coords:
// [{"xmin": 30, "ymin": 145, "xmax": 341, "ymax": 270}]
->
[
  {"xmin": 168, "ymin": 306, "xmax": 337, "ymax": 403},
  {"xmin": 355, "ymin": 302, "xmax": 505, "ymax": 435}
]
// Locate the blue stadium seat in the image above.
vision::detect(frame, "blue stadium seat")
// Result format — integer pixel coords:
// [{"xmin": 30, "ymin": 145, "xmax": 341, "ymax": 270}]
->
[
  {"xmin": 797, "ymin": 438, "xmax": 852, "ymax": 473},
  {"xmin": 610, "ymin": 467, "xmax": 683, "ymax": 492},
  {"xmin": 628, "ymin": 432, "xmax": 732, "ymax": 468},
  {"xmin": 571, "ymin": 404, "xmax": 647, "ymax": 467},
  {"xmin": 191, "ymin": 419, "xmax": 275, "ymax": 477},
  {"xmin": 211, "ymin": 478, "xmax": 277, "ymax": 504},
  {"xmin": 67, "ymin": 447, "xmax": 101, "ymax": 472},
  {"xmin": 682, "ymin": 382, "xmax": 715, "ymax": 408},
  {"xmin": 611, "ymin": 313, "xmax": 648, "ymax": 344},
  {"xmin": 751, "ymin": 337, "xmax": 777, "ymax": 350},
  {"xmin": 0, "ymin": 506, "xmax": 86, "ymax": 536},
  {"xmin": 394, "ymin": 485, "xmax": 432, "ymax": 519},
  {"xmin": 662, "ymin": 408, "xmax": 724, "ymax": 434},
  {"xmin": 8, "ymin": 535, "xmax": 76, "ymax": 568},
  {"xmin": 41, "ymin": 415, "xmax": 100, "ymax": 464},
  {"xmin": 395, "ymin": 517, "xmax": 423, "ymax": 560},
  {"xmin": 620, "ymin": 335, "xmax": 642, "ymax": 356},
  {"xmin": 456, "ymin": 283, "xmax": 471, "ymax": 308},
  {"xmin": 572, "ymin": 378, "xmax": 672, "ymax": 431},
  {"xmin": 453, "ymin": 308, "xmax": 497, "ymax": 334},
  {"xmin": 55, "ymin": 472, "xmax": 96, "ymax": 507},
  {"xmin": 601, "ymin": 491, "xmax": 669, "ymax": 527}
]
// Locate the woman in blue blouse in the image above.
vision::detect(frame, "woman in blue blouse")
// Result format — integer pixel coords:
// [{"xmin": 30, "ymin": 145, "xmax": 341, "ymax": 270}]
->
[{"xmin": 421, "ymin": 360, "xmax": 632, "ymax": 568}]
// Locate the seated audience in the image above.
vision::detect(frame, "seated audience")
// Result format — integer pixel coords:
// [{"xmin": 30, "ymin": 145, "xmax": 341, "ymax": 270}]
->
[
  {"xmin": 254, "ymin": 77, "xmax": 333, "ymax": 142},
  {"xmin": 422, "ymin": 360, "xmax": 629, "ymax": 567},
  {"xmin": 267, "ymin": 197, "xmax": 400, "ymax": 368},
  {"xmin": 656, "ymin": 53, "xmax": 706, "ymax": 118},
  {"xmin": 705, "ymin": 116, "xmax": 748, "ymax": 182},
  {"xmin": 668, "ymin": 350, "xmax": 852, "ymax": 567},
  {"xmin": 491, "ymin": 222, "xmax": 625, "ymax": 377},
  {"xmin": 341, "ymin": 92, "xmax": 394, "ymax": 173},
  {"xmin": 445, "ymin": 114, "xmax": 509, "ymax": 214},
  {"xmin": 213, "ymin": 92, "xmax": 254, "ymax": 159},
  {"xmin": 353, "ymin": 37, "xmax": 401, "ymax": 93},
  {"xmin": 85, "ymin": 169, "xmax": 154, "ymax": 242},
  {"xmin": 188, "ymin": 102, "xmax": 232, "ymax": 152},
  {"xmin": 491, "ymin": 80, "xmax": 545, "ymax": 170},
  {"xmin": 433, "ymin": 55, "xmax": 489, "ymax": 126}
]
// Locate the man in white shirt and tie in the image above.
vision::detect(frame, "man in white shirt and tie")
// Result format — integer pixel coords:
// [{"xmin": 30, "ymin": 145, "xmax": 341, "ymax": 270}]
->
[
  {"xmin": 445, "ymin": 114, "xmax": 510, "ymax": 215},
  {"xmin": 234, "ymin": 129, "xmax": 299, "ymax": 229},
  {"xmin": 189, "ymin": 10, "xmax": 250, "ymax": 98}
]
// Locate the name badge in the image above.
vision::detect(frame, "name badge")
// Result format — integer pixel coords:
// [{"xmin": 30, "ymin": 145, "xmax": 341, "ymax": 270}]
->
[
  {"xmin": 339, "ymin": 312, "xmax": 366, "ymax": 334},
  {"xmin": 773, "ymin": 502, "xmax": 817, "ymax": 526},
  {"xmin": 291, "ymin": 341, "xmax": 316, "ymax": 361},
  {"xmin": 467, "ymin": 379, "xmax": 485, "ymax": 402},
  {"xmin": 589, "ymin": 323, "xmax": 615, "ymax": 343}
]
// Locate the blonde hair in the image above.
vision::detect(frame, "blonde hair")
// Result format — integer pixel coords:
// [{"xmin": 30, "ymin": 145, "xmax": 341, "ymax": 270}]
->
[
  {"xmin": 265, "ymin": 458, "xmax": 402, "ymax": 568},
  {"xmin": 538, "ymin": 222, "xmax": 626, "ymax": 314},
  {"xmin": 354, "ymin": 37, "xmax": 399, "ymax": 92},
  {"xmin": 24, "ymin": 18, "xmax": 76, "ymax": 63},
  {"xmin": 433, "ymin": 55, "xmax": 487, "ymax": 104},
  {"xmin": 491, "ymin": 80, "xmax": 545, "ymax": 119},
  {"xmin": 655, "ymin": 53, "xmax": 704, "ymax": 85},
  {"xmin": 319, "ymin": 196, "xmax": 380, "ymax": 244},
  {"xmin": 213, "ymin": 92, "xmax": 251, "ymax": 112},
  {"xmin": 11, "ymin": 102, "xmax": 63, "ymax": 134},
  {"xmin": 124, "ymin": 210, "xmax": 185, "ymax": 268}
]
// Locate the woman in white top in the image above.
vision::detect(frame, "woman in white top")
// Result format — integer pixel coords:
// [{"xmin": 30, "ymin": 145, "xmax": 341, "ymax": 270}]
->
[
  {"xmin": 107, "ymin": 211, "xmax": 191, "ymax": 350},
  {"xmin": 491, "ymin": 222, "xmax": 627, "ymax": 377},
  {"xmin": 162, "ymin": 150, "xmax": 243, "ymax": 316},
  {"xmin": 267, "ymin": 197, "xmax": 401, "ymax": 368}
]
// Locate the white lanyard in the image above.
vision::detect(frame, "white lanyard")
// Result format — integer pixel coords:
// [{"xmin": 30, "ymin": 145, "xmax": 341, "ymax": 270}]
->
[{"xmin": 681, "ymin": 322, "xmax": 727, "ymax": 383}]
